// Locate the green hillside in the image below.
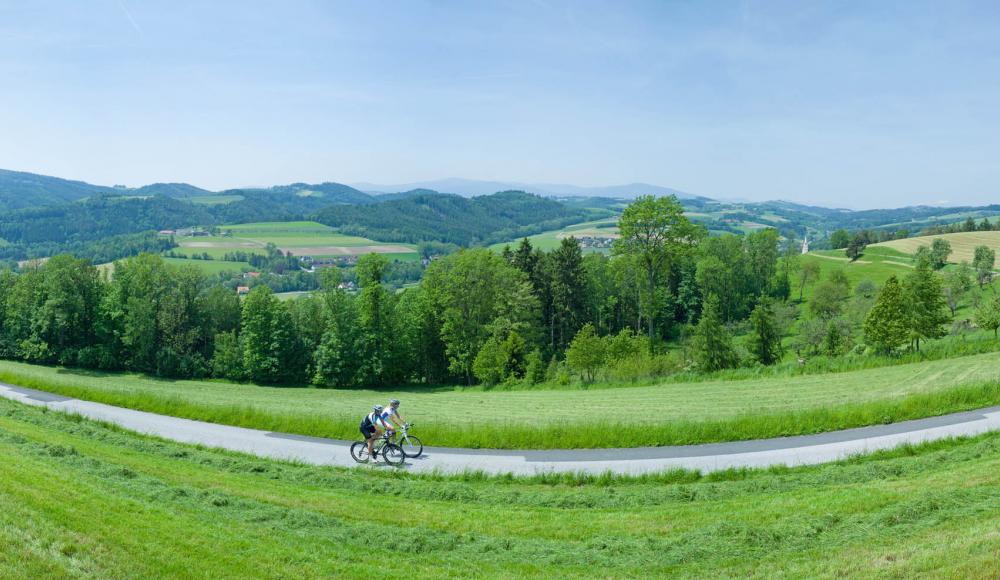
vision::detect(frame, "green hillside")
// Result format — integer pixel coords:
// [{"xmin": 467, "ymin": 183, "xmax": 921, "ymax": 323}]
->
[
  {"xmin": 4, "ymin": 349, "xmax": 999, "ymax": 449},
  {"xmin": 0, "ymin": 168, "xmax": 115, "ymax": 211},
  {"xmin": 1, "ymin": 396, "xmax": 999, "ymax": 577},
  {"xmin": 315, "ymin": 190, "xmax": 606, "ymax": 245}
]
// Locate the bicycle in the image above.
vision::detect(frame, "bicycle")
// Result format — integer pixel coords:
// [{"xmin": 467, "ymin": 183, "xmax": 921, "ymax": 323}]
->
[
  {"xmin": 393, "ymin": 422, "xmax": 423, "ymax": 458},
  {"xmin": 351, "ymin": 430, "xmax": 405, "ymax": 466}
]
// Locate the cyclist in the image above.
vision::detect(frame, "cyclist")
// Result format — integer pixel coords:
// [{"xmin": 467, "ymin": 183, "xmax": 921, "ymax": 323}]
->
[
  {"xmin": 380, "ymin": 398, "xmax": 407, "ymax": 431},
  {"xmin": 360, "ymin": 405, "xmax": 394, "ymax": 458}
]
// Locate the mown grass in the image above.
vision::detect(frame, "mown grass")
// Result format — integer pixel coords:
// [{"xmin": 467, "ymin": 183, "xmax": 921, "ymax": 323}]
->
[
  {"xmin": 161, "ymin": 256, "xmax": 251, "ymax": 275},
  {"xmin": 3, "ymin": 351, "xmax": 1000, "ymax": 448},
  {"xmin": 489, "ymin": 218, "xmax": 619, "ymax": 252},
  {"xmin": 874, "ymin": 230, "xmax": 1000, "ymax": 264},
  {"xmin": 1, "ymin": 396, "xmax": 999, "ymax": 577}
]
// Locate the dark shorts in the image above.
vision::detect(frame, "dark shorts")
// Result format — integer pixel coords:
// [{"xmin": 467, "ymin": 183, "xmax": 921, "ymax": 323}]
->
[{"xmin": 360, "ymin": 421, "xmax": 376, "ymax": 439}]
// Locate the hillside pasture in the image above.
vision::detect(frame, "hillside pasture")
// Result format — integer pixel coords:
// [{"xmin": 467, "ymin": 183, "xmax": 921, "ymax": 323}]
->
[
  {"xmin": 796, "ymin": 247, "xmax": 915, "ymax": 303},
  {"xmin": 162, "ymin": 257, "xmax": 250, "ymax": 275},
  {"xmin": 872, "ymin": 230, "xmax": 1000, "ymax": 264},
  {"xmin": 491, "ymin": 218, "xmax": 620, "ymax": 251},
  {"xmin": 175, "ymin": 221, "xmax": 419, "ymax": 260}
]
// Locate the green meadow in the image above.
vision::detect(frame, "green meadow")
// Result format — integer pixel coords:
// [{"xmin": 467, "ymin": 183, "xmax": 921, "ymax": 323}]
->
[
  {"xmin": 3, "ymin": 349, "xmax": 1000, "ymax": 449},
  {"xmin": 161, "ymin": 257, "xmax": 251, "ymax": 275},
  {"xmin": 491, "ymin": 218, "xmax": 620, "ymax": 252},
  {"xmin": 174, "ymin": 221, "xmax": 419, "ymax": 260},
  {"xmin": 1, "ymin": 396, "xmax": 999, "ymax": 577}
]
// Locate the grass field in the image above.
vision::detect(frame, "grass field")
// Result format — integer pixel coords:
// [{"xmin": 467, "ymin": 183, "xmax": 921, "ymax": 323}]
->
[
  {"xmin": 4, "ymin": 350, "xmax": 1000, "ymax": 448},
  {"xmin": 491, "ymin": 218, "xmax": 620, "ymax": 252},
  {"xmin": 162, "ymin": 257, "xmax": 251, "ymax": 275},
  {"xmin": 175, "ymin": 221, "xmax": 419, "ymax": 260},
  {"xmin": 1, "ymin": 396, "xmax": 999, "ymax": 577},
  {"xmin": 798, "ymin": 244, "xmax": 997, "ymax": 332},
  {"xmin": 797, "ymin": 247, "xmax": 915, "ymax": 301},
  {"xmin": 872, "ymin": 230, "xmax": 1000, "ymax": 264}
]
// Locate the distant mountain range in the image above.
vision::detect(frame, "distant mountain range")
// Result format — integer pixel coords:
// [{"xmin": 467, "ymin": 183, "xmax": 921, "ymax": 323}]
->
[
  {"xmin": 0, "ymin": 168, "xmax": 703, "ymax": 214},
  {"xmin": 351, "ymin": 178, "xmax": 699, "ymax": 199}
]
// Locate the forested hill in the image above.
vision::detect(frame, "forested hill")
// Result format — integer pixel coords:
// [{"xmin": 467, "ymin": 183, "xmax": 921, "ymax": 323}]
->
[
  {"xmin": 0, "ymin": 169, "xmax": 115, "ymax": 211},
  {"xmin": 0, "ymin": 168, "xmax": 373, "ymax": 211},
  {"xmin": 131, "ymin": 182, "xmax": 213, "ymax": 198},
  {"xmin": 0, "ymin": 195, "xmax": 212, "ymax": 245},
  {"xmin": 0, "ymin": 189, "xmax": 337, "ymax": 250},
  {"xmin": 314, "ymin": 190, "xmax": 604, "ymax": 245}
]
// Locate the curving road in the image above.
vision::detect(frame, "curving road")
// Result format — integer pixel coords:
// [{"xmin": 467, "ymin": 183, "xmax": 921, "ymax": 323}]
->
[{"xmin": 3, "ymin": 381, "xmax": 999, "ymax": 475}]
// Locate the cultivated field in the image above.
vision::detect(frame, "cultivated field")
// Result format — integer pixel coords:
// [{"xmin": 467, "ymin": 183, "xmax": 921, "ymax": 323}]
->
[
  {"xmin": 3, "ymin": 350, "xmax": 1000, "ymax": 448},
  {"xmin": 872, "ymin": 230, "xmax": 1000, "ymax": 264},
  {"xmin": 175, "ymin": 221, "xmax": 419, "ymax": 260},
  {"xmin": 491, "ymin": 218, "xmax": 620, "ymax": 251},
  {"xmin": 2, "ymin": 397, "xmax": 999, "ymax": 577},
  {"xmin": 161, "ymin": 257, "xmax": 251, "ymax": 275}
]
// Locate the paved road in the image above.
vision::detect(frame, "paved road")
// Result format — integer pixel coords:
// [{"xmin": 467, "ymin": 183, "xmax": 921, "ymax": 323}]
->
[{"xmin": 3, "ymin": 381, "xmax": 999, "ymax": 475}]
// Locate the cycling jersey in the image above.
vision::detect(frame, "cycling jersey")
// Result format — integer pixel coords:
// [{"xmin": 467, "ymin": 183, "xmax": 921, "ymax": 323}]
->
[
  {"xmin": 364, "ymin": 411, "xmax": 390, "ymax": 429},
  {"xmin": 381, "ymin": 405, "xmax": 400, "ymax": 422}
]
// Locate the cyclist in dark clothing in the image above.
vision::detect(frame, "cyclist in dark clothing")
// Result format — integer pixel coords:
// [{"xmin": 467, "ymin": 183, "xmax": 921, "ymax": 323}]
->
[{"xmin": 360, "ymin": 405, "xmax": 394, "ymax": 458}]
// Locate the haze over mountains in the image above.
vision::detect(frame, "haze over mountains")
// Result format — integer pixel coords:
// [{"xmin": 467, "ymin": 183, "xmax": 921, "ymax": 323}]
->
[
  {"xmin": 0, "ymin": 168, "xmax": 701, "ymax": 211},
  {"xmin": 351, "ymin": 178, "xmax": 699, "ymax": 200},
  {"xmin": 0, "ymin": 168, "xmax": 984, "ymax": 221}
]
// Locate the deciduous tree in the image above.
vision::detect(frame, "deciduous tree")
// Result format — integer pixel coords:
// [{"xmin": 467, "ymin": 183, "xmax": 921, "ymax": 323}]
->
[
  {"xmin": 904, "ymin": 258, "xmax": 949, "ymax": 351},
  {"xmin": 863, "ymin": 276, "xmax": 909, "ymax": 354},
  {"xmin": 565, "ymin": 323, "xmax": 606, "ymax": 382},
  {"xmin": 613, "ymin": 195, "xmax": 703, "ymax": 345},
  {"xmin": 973, "ymin": 245, "xmax": 995, "ymax": 288}
]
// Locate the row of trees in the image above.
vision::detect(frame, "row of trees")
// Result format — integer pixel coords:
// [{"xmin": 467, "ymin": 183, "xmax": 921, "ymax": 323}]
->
[
  {"xmin": 7, "ymin": 194, "xmax": 985, "ymax": 387},
  {"xmin": 0, "ymin": 196, "xmax": 798, "ymax": 386}
]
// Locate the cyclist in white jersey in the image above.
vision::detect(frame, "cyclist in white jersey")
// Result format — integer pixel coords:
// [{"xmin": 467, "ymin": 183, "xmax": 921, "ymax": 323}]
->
[{"xmin": 380, "ymin": 399, "xmax": 407, "ymax": 430}]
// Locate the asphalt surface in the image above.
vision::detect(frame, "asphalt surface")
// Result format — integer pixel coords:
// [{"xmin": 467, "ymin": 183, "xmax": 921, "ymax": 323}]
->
[{"xmin": 3, "ymin": 381, "xmax": 999, "ymax": 475}]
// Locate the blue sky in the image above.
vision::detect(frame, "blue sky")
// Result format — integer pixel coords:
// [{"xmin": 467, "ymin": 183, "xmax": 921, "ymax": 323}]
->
[{"xmin": 1, "ymin": 1, "xmax": 998, "ymax": 208}]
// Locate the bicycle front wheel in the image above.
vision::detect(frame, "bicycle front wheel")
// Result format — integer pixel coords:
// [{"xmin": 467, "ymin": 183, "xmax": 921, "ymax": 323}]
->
[
  {"xmin": 350, "ymin": 442, "xmax": 371, "ymax": 463},
  {"xmin": 381, "ymin": 443, "xmax": 406, "ymax": 466},
  {"xmin": 399, "ymin": 435, "xmax": 424, "ymax": 458}
]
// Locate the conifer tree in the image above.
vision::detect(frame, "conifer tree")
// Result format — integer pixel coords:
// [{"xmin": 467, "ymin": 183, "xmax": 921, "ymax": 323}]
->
[
  {"xmin": 692, "ymin": 294, "xmax": 738, "ymax": 371},
  {"xmin": 747, "ymin": 296, "xmax": 783, "ymax": 365}
]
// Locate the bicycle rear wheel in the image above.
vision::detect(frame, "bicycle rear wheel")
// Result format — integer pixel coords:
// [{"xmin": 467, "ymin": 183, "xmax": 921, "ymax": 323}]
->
[
  {"xmin": 350, "ymin": 441, "xmax": 371, "ymax": 463},
  {"xmin": 381, "ymin": 443, "xmax": 406, "ymax": 466},
  {"xmin": 399, "ymin": 435, "xmax": 424, "ymax": 458}
]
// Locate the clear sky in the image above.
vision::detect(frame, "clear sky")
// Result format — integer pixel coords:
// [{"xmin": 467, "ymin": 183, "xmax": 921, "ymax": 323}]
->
[{"xmin": 1, "ymin": 1, "xmax": 998, "ymax": 208}]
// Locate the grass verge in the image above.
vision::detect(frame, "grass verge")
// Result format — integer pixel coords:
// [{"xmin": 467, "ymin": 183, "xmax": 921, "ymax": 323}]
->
[{"xmin": 2, "ymin": 358, "xmax": 999, "ymax": 448}]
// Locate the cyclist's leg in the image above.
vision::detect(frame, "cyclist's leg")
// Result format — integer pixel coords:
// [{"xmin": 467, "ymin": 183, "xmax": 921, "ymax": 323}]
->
[{"xmin": 361, "ymin": 422, "xmax": 377, "ymax": 456}]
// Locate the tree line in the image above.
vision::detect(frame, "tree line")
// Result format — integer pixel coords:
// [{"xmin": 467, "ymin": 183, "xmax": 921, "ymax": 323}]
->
[{"xmin": 1, "ymin": 195, "xmax": 990, "ymax": 388}]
